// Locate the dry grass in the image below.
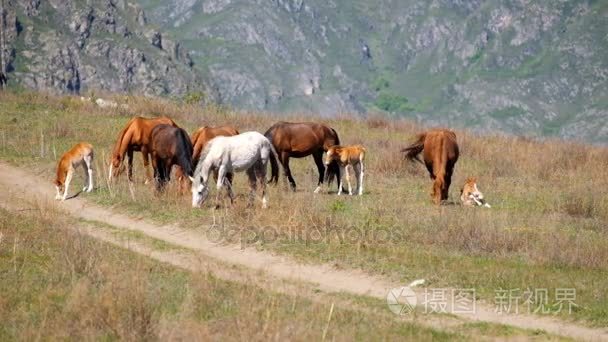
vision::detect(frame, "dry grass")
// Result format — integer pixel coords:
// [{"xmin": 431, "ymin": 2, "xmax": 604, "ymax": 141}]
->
[
  {"xmin": 1, "ymin": 204, "xmax": 479, "ymax": 341},
  {"xmin": 1, "ymin": 91, "xmax": 608, "ymax": 326}
]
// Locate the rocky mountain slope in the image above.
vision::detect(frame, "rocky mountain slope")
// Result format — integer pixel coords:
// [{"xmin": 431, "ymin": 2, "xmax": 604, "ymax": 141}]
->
[
  {"xmin": 0, "ymin": 0, "xmax": 208, "ymax": 96},
  {"xmin": 138, "ymin": 0, "xmax": 608, "ymax": 143},
  {"xmin": 2, "ymin": 0, "xmax": 607, "ymax": 143}
]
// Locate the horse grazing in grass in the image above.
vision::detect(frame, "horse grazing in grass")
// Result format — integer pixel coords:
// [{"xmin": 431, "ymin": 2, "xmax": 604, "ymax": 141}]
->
[
  {"xmin": 54, "ymin": 142, "xmax": 94, "ymax": 201},
  {"xmin": 109, "ymin": 116, "xmax": 177, "ymax": 183},
  {"xmin": 191, "ymin": 132, "xmax": 278, "ymax": 209},
  {"xmin": 264, "ymin": 121, "xmax": 341, "ymax": 193},
  {"xmin": 174, "ymin": 125, "xmax": 240, "ymax": 193},
  {"xmin": 324, "ymin": 145, "xmax": 366, "ymax": 196},
  {"xmin": 460, "ymin": 177, "xmax": 491, "ymax": 208},
  {"xmin": 149, "ymin": 124, "xmax": 194, "ymax": 192},
  {"xmin": 402, "ymin": 129, "xmax": 459, "ymax": 205}
]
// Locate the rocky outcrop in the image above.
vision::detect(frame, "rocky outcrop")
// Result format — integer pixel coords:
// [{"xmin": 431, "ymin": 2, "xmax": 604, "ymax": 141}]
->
[{"xmin": 3, "ymin": 0, "xmax": 208, "ymax": 98}]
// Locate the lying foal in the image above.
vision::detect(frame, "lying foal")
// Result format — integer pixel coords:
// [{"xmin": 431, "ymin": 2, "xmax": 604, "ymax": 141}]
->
[
  {"xmin": 324, "ymin": 145, "xmax": 366, "ymax": 196},
  {"xmin": 460, "ymin": 177, "xmax": 491, "ymax": 208},
  {"xmin": 54, "ymin": 142, "xmax": 94, "ymax": 201}
]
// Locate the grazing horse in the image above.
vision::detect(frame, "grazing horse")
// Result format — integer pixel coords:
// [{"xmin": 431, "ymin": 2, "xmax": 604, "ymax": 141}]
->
[
  {"xmin": 402, "ymin": 129, "xmax": 459, "ymax": 205},
  {"xmin": 149, "ymin": 124, "xmax": 194, "ymax": 192},
  {"xmin": 109, "ymin": 116, "xmax": 177, "ymax": 183},
  {"xmin": 264, "ymin": 121, "xmax": 341, "ymax": 193},
  {"xmin": 460, "ymin": 177, "xmax": 491, "ymax": 208},
  {"xmin": 191, "ymin": 131, "xmax": 278, "ymax": 209},
  {"xmin": 54, "ymin": 142, "xmax": 94, "ymax": 201},
  {"xmin": 324, "ymin": 145, "xmax": 366, "ymax": 196},
  {"xmin": 175, "ymin": 125, "xmax": 240, "ymax": 193}
]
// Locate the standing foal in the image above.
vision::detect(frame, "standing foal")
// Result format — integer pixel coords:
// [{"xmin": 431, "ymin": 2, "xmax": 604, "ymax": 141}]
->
[
  {"xmin": 54, "ymin": 142, "xmax": 94, "ymax": 201},
  {"xmin": 324, "ymin": 145, "xmax": 366, "ymax": 196}
]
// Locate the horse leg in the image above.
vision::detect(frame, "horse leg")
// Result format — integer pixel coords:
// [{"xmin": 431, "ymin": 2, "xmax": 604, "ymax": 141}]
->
[
  {"xmin": 215, "ymin": 165, "xmax": 227, "ymax": 209},
  {"xmin": 82, "ymin": 155, "xmax": 94, "ymax": 192},
  {"xmin": 345, "ymin": 165, "xmax": 353, "ymax": 195},
  {"xmin": 255, "ymin": 161, "xmax": 268, "ymax": 208},
  {"xmin": 226, "ymin": 172, "xmax": 234, "ymax": 188},
  {"xmin": 127, "ymin": 148, "xmax": 134, "ymax": 183},
  {"xmin": 223, "ymin": 176, "xmax": 235, "ymax": 205},
  {"xmin": 81, "ymin": 161, "xmax": 89, "ymax": 192},
  {"xmin": 142, "ymin": 147, "xmax": 152, "ymax": 184},
  {"xmin": 358, "ymin": 161, "xmax": 364, "ymax": 196},
  {"xmin": 62, "ymin": 168, "xmax": 73, "ymax": 201},
  {"xmin": 443, "ymin": 163, "xmax": 454, "ymax": 202},
  {"xmin": 224, "ymin": 180, "xmax": 235, "ymax": 205},
  {"xmin": 155, "ymin": 159, "xmax": 165, "ymax": 192},
  {"xmin": 312, "ymin": 151, "xmax": 325, "ymax": 194},
  {"xmin": 246, "ymin": 167, "xmax": 257, "ymax": 208},
  {"xmin": 432, "ymin": 174, "xmax": 444, "ymax": 205},
  {"xmin": 281, "ymin": 152, "xmax": 296, "ymax": 191},
  {"xmin": 337, "ymin": 165, "xmax": 345, "ymax": 196}
]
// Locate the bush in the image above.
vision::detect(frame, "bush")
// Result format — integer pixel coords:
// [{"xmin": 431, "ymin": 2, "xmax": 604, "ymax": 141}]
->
[{"xmin": 374, "ymin": 92, "xmax": 414, "ymax": 113}]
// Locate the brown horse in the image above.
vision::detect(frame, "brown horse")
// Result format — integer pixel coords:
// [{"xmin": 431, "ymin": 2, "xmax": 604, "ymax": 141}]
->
[
  {"xmin": 265, "ymin": 121, "xmax": 341, "ymax": 192},
  {"xmin": 191, "ymin": 125, "xmax": 240, "ymax": 167},
  {"xmin": 402, "ymin": 129, "xmax": 459, "ymax": 205},
  {"xmin": 109, "ymin": 116, "xmax": 177, "ymax": 183},
  {"xmin": 149, "ymin": 124, "xmax": 194, "ymax": 192}
]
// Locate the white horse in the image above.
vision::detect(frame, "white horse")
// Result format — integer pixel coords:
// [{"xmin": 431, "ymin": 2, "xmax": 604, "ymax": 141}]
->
[{"xmin": 191, "ymin": 131, "xmax": 279, "ymax": 208}]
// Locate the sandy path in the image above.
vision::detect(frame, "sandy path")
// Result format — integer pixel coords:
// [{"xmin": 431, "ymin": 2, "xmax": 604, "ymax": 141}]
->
[{"xmin": 1, "ymin": 162, "xmax": 606, "ymax": 341}]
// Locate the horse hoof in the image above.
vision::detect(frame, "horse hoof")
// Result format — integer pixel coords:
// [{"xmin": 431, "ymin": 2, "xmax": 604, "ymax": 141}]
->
[{"xmin": 313, "ymin": 186, "xmax": 321, "ymax": 194}]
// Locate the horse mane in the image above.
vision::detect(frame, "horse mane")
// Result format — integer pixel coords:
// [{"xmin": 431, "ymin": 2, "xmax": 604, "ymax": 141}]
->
[
  {"xmin": 112, "ymin": 116, "xmax": 139, "ymax": 157},
  {"xmin": 401, "ymin": 132, "xmax": 426, "ymax": 164},
  {"xmin": 194, "ymin": 136, "xmax": 217, "ymax": 179}
]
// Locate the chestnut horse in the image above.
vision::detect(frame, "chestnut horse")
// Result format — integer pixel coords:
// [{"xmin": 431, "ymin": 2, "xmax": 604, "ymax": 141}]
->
[
  {"xmin": 149, "ymin": 124, "xmax": 194, "ymax": 192},
  {"xmin": 191, "ymin": 125, "xmax": 240, "ymax": 167},
  {"xmin": 264, "ymin": 121, "xmax": 341, "ymax": 192},
  {"xmin": 402, "ymin": 129, "xmax": 459, "ymax": 205},
  {"xmin": 109, "ymin": 116, "xmax": 177, "ymax": 183}
]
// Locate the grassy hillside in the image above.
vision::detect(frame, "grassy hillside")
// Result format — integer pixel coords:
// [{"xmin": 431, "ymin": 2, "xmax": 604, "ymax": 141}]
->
[{"xmin": 1, "ymin": 91, "xmax": 607, "ymax": 330}]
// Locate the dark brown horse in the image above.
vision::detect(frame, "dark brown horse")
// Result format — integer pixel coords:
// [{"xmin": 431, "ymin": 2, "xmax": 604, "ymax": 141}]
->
[
  {"xmin": 402, "ymin": 129, "xmax": 459, "ymax": 205},
  {"xmin": 149, "ymin": 124, "xmax": 194, "ymax": 192},
  {"xmin": 109, "ymin": 116, "xmax": 177, "ymax": 183},
  {"xmin": 265, "ymin": 121, "xmax": 341, "ymax": 192}
]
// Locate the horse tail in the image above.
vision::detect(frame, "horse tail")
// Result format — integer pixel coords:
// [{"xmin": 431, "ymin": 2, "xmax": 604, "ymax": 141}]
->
[
  {"xmin": 323, "ymin": 127, "xmax": 341, "ymax": 188},
  {"xmin": 264, "ymin": 124, "xmax": 280, "ymax": 184},
  {"xmin": 330, "ymin": 127, "xmax": 340, "ymax": 145},
  {"xmin": 268, "ymin": 144, "xmax": 280, "ymax": 185},
  {"xmin": 264, "ymin": 124, "xmax": 277, "ymax": 144},
  {"xmin": 401, "ymin": 132, "xmax": 426, "ymax": 164},
  {"xmin": 178, "ymin": 128, "xmax": 194, "ymax": 177}
]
